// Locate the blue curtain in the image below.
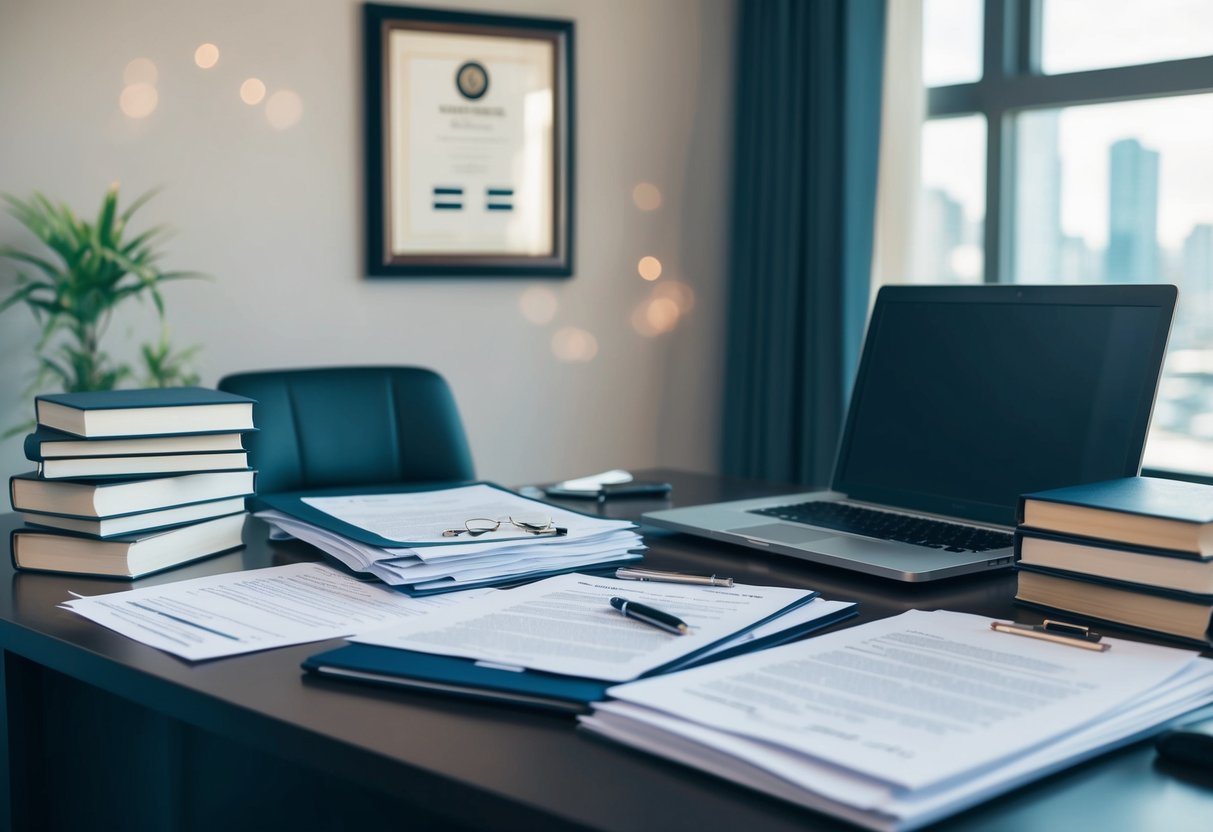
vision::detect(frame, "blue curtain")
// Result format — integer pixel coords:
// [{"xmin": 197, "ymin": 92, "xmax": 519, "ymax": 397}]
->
[{"xmin": 721, "ymin": 0, "xmax": 886, "ymax": 486}]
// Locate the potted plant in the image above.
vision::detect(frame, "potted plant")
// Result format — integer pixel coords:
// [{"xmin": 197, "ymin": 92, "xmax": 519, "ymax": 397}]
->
[{"xmin": 0, "ymin": 183, "xmax": 203, "ymax": 420}]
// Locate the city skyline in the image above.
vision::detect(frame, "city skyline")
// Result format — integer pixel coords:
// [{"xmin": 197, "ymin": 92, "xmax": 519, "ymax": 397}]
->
[{"xmin": 917, "ymin": 121, "xmax": 1213, "ymax": 288}]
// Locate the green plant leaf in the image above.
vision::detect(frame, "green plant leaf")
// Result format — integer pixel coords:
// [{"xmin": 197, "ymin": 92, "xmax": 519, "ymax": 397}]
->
[
  {"xmin": 95, "ymin": 183, "xmax": 119, "ymax": 249},
  {"xmin": 119, "ymin": 186, "xmax": 163, "ymax": 224},
  {"xmin": 0, "ymin": 246, "xmax": 64, "ymax": 281},
  {"xmin": 2, "ymin": 184, "xmax": 205, "ymax": 403}
]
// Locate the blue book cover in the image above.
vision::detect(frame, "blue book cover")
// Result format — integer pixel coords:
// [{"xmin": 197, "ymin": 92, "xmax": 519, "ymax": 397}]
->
[
  {"xmin": 36, "ymin": 387, "xmax": 256, "ymax": 438},
  {"xmin": 1019, "ymin": 476, "xmax": 1213, "ymax": 524},
  {"xmin": 36, "ymin": 387, "xmax": 254, "ymax": 411}
]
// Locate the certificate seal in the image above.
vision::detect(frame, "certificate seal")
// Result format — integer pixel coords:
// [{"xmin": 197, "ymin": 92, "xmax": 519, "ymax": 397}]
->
[{"xmin": 455, "ymin": 61, "xmax": 489, "ymax": 100}]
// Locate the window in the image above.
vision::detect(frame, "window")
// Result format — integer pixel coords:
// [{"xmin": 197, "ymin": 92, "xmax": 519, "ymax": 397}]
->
[{"xmin": 911, "ymin": 0, "xmax": 1213, "ymax": 477}]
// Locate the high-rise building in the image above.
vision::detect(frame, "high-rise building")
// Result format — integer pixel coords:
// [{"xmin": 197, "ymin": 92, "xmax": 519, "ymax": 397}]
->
[
  {"xmin": 1059, "ymin": 234, "xmax": 1098, "ymax": 283},
  {"xmin": 914, "ymin": 188, "xmax": 966, "ymax": 281},
  {"xmin": 1015, "ymin": 111, "xmax": 1061, "ymax": 282},
  {"xmin": 1106, "ymin": 138, "xmax": 1160, "ymax": 283},
  {"xmin": 1183, "ymin": 223, "xmax": 1213, "ymax": 323}
]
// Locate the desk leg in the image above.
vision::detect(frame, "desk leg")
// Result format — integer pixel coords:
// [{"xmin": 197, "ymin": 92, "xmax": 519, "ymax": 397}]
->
[
  {"xmin": 1, "ymin": 651, "xmax": 41, "ymax": 832},
  {"xmin": 0, "ymin": 651, "xmax": 8, "ymax": 832}
]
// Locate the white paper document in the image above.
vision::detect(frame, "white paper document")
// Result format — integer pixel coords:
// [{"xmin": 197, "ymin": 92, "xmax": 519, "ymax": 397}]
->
[
  {"xmin": 579, "ymin": 609, "xmax": 1213, "ymax": 831},
  {"xmin": 302, "ymin": 484, "xmax": 634, "ymax": 544},
  {"xmin": 352, "ymin": 572, "xmax": 817, "ymax": 681},
  {"xmin": 61, "ymin": 563, "xmax": 493, "ymax": 661},
  {"xmin": 260, "ymin": 484, "xmax": 644, "ymax": 593},
  {"xmin": 258, "ymin": 509, "xmax": 642, "ymax": 591}
]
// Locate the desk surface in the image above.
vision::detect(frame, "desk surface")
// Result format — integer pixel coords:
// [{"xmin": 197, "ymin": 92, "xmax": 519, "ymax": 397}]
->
[{"xmin": 2, "ymin": 469, "xmax": 1211, "ymax": 831}]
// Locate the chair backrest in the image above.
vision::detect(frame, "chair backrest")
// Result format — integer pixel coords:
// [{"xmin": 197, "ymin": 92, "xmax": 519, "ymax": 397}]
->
[{"xmin": 217, "ymin": 366, "xmax": 474, "ymax": 495}]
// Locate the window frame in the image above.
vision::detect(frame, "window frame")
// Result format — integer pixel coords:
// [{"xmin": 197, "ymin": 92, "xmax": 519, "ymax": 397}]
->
[{"xmin": 926, "ymin": 0, "xmax": 1213, "ymax": 288}]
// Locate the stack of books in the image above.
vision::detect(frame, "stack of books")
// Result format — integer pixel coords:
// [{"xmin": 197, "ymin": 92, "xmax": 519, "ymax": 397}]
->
[
  {"xmin": 8, "ymin": 387, "xmax": 258, "ymax": 579},
  {"xmin": 1014, "ymin": 476, "xmax": 1213, "ymax": 645}
]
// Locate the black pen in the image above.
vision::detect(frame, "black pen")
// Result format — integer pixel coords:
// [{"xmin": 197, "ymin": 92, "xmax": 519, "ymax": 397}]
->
[{"xmin": 609, "ymin": 596, "xmax": 689, "ymax": 635}]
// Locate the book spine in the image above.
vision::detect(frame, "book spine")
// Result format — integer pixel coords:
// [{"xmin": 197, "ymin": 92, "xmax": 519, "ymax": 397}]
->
[
  {"xmin": 8, "ymin": 475, "xmax": 27, "ymax": 513},
  {"xmin": 22, "ymin": 433, "xmax": 43, "ymax": 462}
]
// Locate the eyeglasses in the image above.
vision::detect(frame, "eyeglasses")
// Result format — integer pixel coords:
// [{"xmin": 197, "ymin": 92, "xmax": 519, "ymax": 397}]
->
[{"xmin": 441, "ymin": 513, "xmax": 567, "ymax": 538}]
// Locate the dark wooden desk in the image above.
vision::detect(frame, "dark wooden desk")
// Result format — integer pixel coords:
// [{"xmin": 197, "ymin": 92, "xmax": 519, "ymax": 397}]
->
[{"xmin": 2, "ymin": 469, "xmax": 1211, "ymax": 831}]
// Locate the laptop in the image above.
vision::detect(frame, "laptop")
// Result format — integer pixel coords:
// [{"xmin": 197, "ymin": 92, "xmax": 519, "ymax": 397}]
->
[{"xmin": 644, "ymin": 284, "xmax": 1178, "ymax": 581}]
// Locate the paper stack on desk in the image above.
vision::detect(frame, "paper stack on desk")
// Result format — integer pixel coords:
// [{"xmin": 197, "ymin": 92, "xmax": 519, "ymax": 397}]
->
[
  {"xmin": 579, "ymin": 609, "xmax": 1213, "ymax": 831},
  {"xmin": 256, "ymin": 483, "xmax": 645, "ymax": 595},
  {"xmin": 304, "ymin": 572, "xmax": 857, "ymax": 711}
]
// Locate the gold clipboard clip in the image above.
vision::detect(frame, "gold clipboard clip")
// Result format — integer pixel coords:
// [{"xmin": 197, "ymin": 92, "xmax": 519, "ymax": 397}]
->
[{"xmin": 990, "ymin": 619, "xmax": 1111, "ymax": 652}]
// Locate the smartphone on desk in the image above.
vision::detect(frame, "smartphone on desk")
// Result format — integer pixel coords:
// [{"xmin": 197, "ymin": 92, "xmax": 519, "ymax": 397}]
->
[
  {"xmin": 543, "ymin": 481, "xmax": 672, "ymax": 501},
  {"xmin": 598, "ymin": 481, "xmax": 673, "ymax": 500}
]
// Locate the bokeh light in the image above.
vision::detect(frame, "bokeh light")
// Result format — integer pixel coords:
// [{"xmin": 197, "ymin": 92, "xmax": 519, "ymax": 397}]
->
[
  {"xmin": 194, "ymin": 43, "xmax": 220, "ymax": 69},
  {"xmin": 632, "ymin": 182, "xmax": 662, "ymax": 211},
  {"xmin": 240, "ymin": 78, "xmax": 267, "ymax": 105},
  {"xmin": 630, "ymin": 280, "xmax": 695, "ymax": 337},
  {"xmin": 519, "ymin": 286, "xmax": 558, "ymax": 325},
  {"xmin": 652, "ymin": 279, "xmax": 696, "ymax": 314},
  {"xmin": 631, "ymin": 297, "xmax": 681, "ymax": 337},
  {"xmin": 551, "ymin": 327, "xmax": 599, "ymax": 362},
  {"xmin": 119, "ymin": 83, "xmax": 159, "ymax": 119},
  {"xmin": 123, "ymin": 58, "xmax": 158, "ymax": 86},
  {"xmin": 265, "ymin": 90, "xmax": 303, "ymax": 129},
  {"xmin": 638, "ymin": 256, "xmax": 663, "ymax": 281}
]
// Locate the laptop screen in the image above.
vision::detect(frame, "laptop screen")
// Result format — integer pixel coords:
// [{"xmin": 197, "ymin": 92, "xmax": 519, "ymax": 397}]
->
[{"xmin": 832, "ymin": 284, "xmax": 1176, "ymax": 526}]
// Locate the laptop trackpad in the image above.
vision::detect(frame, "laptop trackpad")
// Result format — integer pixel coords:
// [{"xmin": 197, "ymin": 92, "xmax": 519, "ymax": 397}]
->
[{"xmin": 727, "ymin": 524, "xmax": 835, "ymax": 545}]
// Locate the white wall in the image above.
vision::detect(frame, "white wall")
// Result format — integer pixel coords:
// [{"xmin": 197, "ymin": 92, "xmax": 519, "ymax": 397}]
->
[{"xmin": 0, "ymin": 0, "xmax": 735, "ymax": 501}]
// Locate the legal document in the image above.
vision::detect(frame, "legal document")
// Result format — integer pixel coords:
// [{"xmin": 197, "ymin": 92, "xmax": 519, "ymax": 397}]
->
[
  {"xmin": 302, "ymin": 484, "xmax": 634, "ymax": 544},
  {"xmin": 351, "ymin": 572, "xmax": 818, "ymax": 681},
  {"xmin": 61, "ymin": 562, "xmax": 492, "ymax": 661},
  {"xmin": 259, "ymin": 483, "xmax": 644, "ymax": 593},
  {"xmin": 580, "ymin": 609, "xmax": 1213, "ymax": 831}
]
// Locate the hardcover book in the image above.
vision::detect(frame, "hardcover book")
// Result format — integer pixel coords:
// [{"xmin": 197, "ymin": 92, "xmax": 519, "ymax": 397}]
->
[
  {"xmin": 38, "ymin": 451, "xmax": 249, "ymax": 480},
  {"xmin": 24, "ymin": 427, "xmax": 248, "ymax": 460},
  {"xmin": 1015, "ymin": 565, "xmax": 1213, "ymax": 646},
  {"xmin": 10, "ymin": 512, "xmax": 248, "ymax": 579},
  {"xmin": 1018, "ymin": 476, "xmax": 1213, "ymax": 556},
  {"xmin": 10, "ymin": 470, "xmax": 257, "ymax": 519},
  {"xmin": 35, "ymin": 387, "xmax": 255, "ymax": 438},
  {"xmin": 1015, "ymin": 529, "xmax": 1213, "ymax": 595},
  {"xmin": 21, "ymin": 496, "xmax": 249, "ymax": 538}
]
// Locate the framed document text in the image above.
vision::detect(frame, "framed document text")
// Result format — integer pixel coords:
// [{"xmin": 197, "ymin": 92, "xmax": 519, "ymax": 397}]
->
[{"xmin": 363, "ymin": 3, "xmax": 574, "ymax": 277}]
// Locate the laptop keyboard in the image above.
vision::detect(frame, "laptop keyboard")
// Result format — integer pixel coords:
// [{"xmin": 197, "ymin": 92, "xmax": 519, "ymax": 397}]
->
[{"xmin": 749, "ymin": 501, "xmax": 1013, "ymax": 553}]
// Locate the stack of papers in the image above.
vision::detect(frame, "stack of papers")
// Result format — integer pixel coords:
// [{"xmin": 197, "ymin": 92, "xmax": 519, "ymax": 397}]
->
[
  {"xmin": 579, "ymin": 609, "xmax": 1213, "ymax": 831},
  {"xmin": 256, "ymin": 483, "xmax": 644, "ymax": 595},
  {"xmin": 61, "ymin": 563, "xmax": 496, "ymax": 661},
  {"xmin": 305, "ymin": 572, "xmax": 858, "ymax": 711}
]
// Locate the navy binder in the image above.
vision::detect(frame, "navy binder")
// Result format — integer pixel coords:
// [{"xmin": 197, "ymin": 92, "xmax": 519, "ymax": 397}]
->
[
  {"xmin": 303, "ymin": 645, "xmax": 612, "ymax": 713},
  {"xmin": 260, "ymin": 481, "xmax": 635, "ymax": 549},
  {"xmin": 302, "ymin": 600, "xmax": 857, "ymax": 712}
]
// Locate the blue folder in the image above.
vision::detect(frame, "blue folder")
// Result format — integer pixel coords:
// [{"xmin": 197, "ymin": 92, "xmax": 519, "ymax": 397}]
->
[
  {"xmin": 260, "ymin": 481, "xmax": 636, "ymax": 549},
  {"xmin": 302, "ymin": 600, "xmax": 857, "ymax": 713}
]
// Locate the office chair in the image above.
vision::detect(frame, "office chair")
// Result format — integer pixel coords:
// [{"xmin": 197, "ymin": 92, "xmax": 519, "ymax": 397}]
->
[{"xmin": 217, "ymin": 366, "xmax": 475, "ymax": 496}]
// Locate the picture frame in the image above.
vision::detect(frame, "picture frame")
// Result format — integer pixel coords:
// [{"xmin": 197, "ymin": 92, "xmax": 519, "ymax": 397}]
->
[{"xmin": 363, "ymin": 3, "xmax": 574, "ymax": 277}]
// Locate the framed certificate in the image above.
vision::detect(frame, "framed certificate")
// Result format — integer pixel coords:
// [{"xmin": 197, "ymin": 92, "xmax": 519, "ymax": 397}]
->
[{"xmin": 363, "ymin": 3, "xmax": 574, "ymax": 277}]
